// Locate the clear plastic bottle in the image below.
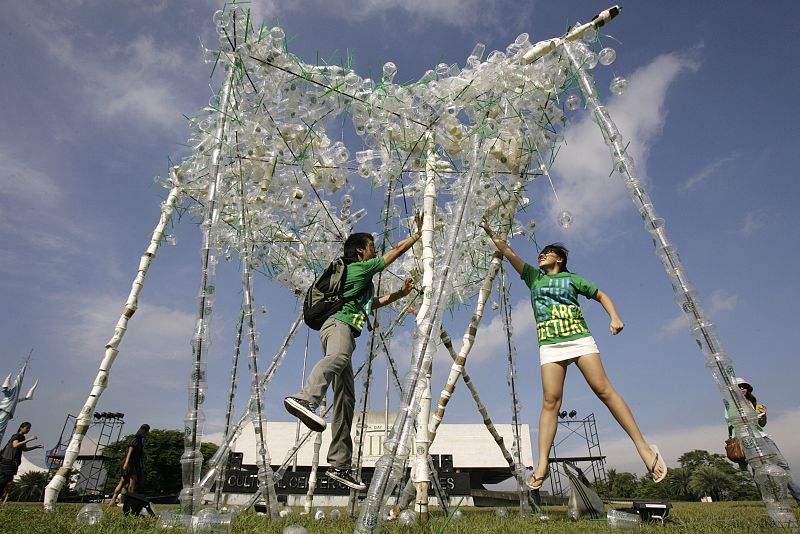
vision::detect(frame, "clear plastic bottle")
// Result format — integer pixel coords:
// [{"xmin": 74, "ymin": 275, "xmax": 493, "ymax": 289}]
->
[
  {"xmin": 76, "ymin": 503, "xmax": 103, "ymax": 525},
  {"xmin": 194, "ymin": 508, "xmax": 232, "ymax": 533},
  {"xmin": 607, "ymin": 509, "xmax": 641, "ymax": 530},
  {"xmin": 764, "ymin": 500, "xmax": 797, "ymax": 529}
]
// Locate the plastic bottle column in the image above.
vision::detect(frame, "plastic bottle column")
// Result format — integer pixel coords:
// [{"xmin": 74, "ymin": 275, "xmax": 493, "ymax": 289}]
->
[{"xmin": 180, "ymin": 67, "xmax": 236, "ymax": 517}]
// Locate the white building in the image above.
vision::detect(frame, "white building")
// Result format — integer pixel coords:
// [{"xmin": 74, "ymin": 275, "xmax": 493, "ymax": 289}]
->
[{"xmin": 222, "ymin": 412, "xmax": 533, "ymax": 507}]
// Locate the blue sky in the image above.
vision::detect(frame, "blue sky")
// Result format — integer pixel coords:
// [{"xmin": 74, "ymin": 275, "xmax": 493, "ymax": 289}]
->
[{"xmin": 2, "ymin": 0, "xmax": 799, "ymax": 481}]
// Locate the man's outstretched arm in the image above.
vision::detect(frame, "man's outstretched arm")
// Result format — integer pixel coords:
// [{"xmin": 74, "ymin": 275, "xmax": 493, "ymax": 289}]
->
[
  {"xmin": 382, "ymin": 212, "xmax": 423, "ymax": 267},
  {"xmin": 373, "ymin": 277, "xmax": 415, "ymax": 309}
]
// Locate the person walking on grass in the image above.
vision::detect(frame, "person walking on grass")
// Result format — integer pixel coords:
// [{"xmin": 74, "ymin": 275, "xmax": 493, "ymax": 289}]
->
[
  {"xmin": 480, "ymin": 219, "xmax": 667, "ymax": 490},
  {"xmin": 109, "ymin": 424, "xmax": 149, "ymax": 507},
  {"xmin": 284, "ymin": 214, "xmax": 423, "ymax": 491},
  {"xmin": 0, "ymin": 422, "xmax": 43, "ymax": 501}
]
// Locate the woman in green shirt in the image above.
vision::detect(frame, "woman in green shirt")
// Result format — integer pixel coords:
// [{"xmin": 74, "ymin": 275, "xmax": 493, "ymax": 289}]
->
[{"xmin": 480, "ymin": 220, "xmax": 666, "ymax": 490}]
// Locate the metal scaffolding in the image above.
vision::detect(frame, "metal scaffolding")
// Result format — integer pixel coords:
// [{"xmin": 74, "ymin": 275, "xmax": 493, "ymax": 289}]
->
[{"xmin": 547, "ymin": 412, "xmax": 606, "ymax": 498}]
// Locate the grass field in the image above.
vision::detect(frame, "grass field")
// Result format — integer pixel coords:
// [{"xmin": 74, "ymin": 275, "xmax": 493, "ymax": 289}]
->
[{"xmin": 0, "ymin": 501, "xmax": 794, "ymax": 533}]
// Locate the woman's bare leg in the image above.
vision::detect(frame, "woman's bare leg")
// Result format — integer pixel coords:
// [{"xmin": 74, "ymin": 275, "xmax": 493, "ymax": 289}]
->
[
  {"xmin": 532, "ymin": 361, "xmax": 569, "ymax": 486},
  {"xmin": 127, "ymin": 475, "xmax": 138, "ymax": 495},
  {"xmin": 109, "ymin": 477, "xmax": 125, "ymax": 506},
  {"xmin": 575, "ymin": 353, "xmax": 665, "ymax": 480}
]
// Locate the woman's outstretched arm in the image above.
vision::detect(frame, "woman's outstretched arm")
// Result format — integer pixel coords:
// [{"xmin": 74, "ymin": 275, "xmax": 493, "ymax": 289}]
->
[
  {"xmin": 479, "ymin": 219, "xmax": 526, "ymax": 275},
  {"xmin": 592, "ymin": 289, "xmax": 624, "ymax": 335}
]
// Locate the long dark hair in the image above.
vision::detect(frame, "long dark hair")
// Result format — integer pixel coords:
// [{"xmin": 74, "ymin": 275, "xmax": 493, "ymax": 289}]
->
[
  {"xmin": 742, "ymin": 389, "xmax": 758, "ymax": 410},
  {"xmin": 17, "ymin": 422, "xmax": 31, "ymax": 433},
  {"xmin": 540, "ymin": 242, "xmax": 570, "ymax": 273},
  {"xmin": 135, "ymin": 424, "xmax": 150, "ymax": 438}
]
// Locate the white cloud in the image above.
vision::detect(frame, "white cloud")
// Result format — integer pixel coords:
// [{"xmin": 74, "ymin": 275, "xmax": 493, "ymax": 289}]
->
[
  {"xmin": 20, "ymin": 6, "xmax": 198, "ymax": 131},
  {"xmin": 358, "ymin": 0, "xmax": 485, "ymax": 27},
  {"xmin": 660, "ymin": 288, "xmax": 738, "ymax": 336},
  {"xmin": 239, "ymin": 0, "xmax": 280, "ymax": 24},
  {"xmin": 466, "ymin": 299, "xmax": 535, "ymax": 364},
  {"xmin": 659, "ymin": 314, "xmax": 689, "ymax": 337},
  {"xmin": 202, "ymin": 431, "xmax": 225, "ymax": 446},
  {"xmin": 0, "ymin": 145, "xmax": 99, "ymax": 276},
  {"xmin": 550, "ymin": 53, "xmax": 697, "ymax": 241},
  {"xmin": 741, "ymin": 209, "xmax": 767, "ymax": 237},
  {"xmin": 63, "ymin": 293, "xmax": 196, "ymax": 364},
  {"xmin": 680, "ymin": 153, "xmax": 738, "ymax": 192},
  {"xmin": 0, "ymin": 147, "xmax": 62, "ymax": 208},
  {"xmin": 709, "ymin": 289, "xmax": 738, "ymax": 312},
  {"xmin": 299, "ymin": 0, "xmax": 529, "ymax": 32}
]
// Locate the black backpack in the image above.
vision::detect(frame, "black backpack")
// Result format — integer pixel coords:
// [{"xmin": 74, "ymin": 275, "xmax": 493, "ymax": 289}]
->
[{"xmin": 303, "ymin": 258, "xmax": 348, "ymax": 330}]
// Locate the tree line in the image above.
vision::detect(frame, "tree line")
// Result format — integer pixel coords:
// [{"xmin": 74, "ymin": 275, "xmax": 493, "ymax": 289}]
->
[{"xmin": 593, "ymin": 449, "xmax": 761, "ymax": 502}]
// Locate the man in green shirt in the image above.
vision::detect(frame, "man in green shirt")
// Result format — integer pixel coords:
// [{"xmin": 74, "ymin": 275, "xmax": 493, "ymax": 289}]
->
[{"xmin": 285, "ymin": 215, "xmax": 422, "ymax": 490}]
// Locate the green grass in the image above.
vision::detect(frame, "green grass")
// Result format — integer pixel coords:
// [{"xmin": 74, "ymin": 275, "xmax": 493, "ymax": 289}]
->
[{"xmin": 0, "ymin": 501, "xmax": 793, "ymax": 533}]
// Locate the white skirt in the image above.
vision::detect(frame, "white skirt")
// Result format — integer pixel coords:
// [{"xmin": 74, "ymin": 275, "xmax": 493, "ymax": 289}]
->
[{"xmin": 539, "ymin": 336, "xmax": 599, "ymax": 366}]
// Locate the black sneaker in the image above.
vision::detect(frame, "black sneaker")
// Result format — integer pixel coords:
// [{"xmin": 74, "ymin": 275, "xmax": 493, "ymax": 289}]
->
[
  {"xmin": 284, "ymin": 396, "xmax": 326, "ymax": 432},
  {"xmin": 327, "ymin": 468, "xmax": 366, "ymax": 491}
]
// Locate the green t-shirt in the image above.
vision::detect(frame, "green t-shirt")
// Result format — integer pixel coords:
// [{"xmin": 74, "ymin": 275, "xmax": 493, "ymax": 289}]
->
[
  {"xmin": 331, "ymin": 257, "xmax": 385, "ymax": 335},
  {"xmin": 521, "ymin": 263, "xmax": 598, "ymax": 346},
  {"xmin": 724, "ymin": 402, "xmax": 767, "ymax": 438}
]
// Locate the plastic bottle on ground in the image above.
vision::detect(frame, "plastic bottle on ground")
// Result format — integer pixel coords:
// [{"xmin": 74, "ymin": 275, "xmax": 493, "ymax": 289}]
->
[{"xmin": 607, "ymin": 509, "xmax": 641, "ymax": 530}]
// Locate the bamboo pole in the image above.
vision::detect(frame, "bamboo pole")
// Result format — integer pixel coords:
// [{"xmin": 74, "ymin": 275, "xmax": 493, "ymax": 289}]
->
[
  {"xmin": 438, "ymin": 330, "xmax": 515, "ymax": 468},
  {"xmin": 562, "ymin": 39, "xmax": 798, "ymax": 529},
  {"xmin": 411, "ymin": 143, "xmax": 439, "ymax": 518},
  {"xmin": 43, "ymin": 184, "xmax": 181, "ymax": 510},
  {"xmin": 395, "ymin": 322, "xmax": 536, "ymax": 512},
  {"xmin": 521, "ymin": 5, "xmax": 621, "ymax": 65}
]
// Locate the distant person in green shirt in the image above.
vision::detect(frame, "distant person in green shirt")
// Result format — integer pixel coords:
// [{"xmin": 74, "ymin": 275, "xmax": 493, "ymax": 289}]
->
[
  {"xmin": 480, "ymin": 219, "xmax": 666, "ymax": 490},
  {"xmin": 285, "ymin": 214, "xmax": 422, "ymax": 491}
]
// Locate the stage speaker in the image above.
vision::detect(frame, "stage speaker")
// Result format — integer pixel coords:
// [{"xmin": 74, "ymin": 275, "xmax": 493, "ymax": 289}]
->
[
  {"xmin": 440, "ymin": 454, "xmax": 454, "ymax": 472},
  {"xmin": 229, "ymin": 452, "xmax": 243, "ymax": 470}
]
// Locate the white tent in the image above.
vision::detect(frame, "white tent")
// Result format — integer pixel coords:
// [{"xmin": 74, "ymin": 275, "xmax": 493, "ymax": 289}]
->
[{"xmin": 16, "ymin": 455, "xmax": 47, "ymax": 479}]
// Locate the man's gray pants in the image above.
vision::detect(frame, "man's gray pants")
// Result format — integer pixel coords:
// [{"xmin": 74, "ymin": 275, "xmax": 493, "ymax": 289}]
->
[{"xmin": 292, "ymin": 317, "xmax": 356, "ymax": 469}]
